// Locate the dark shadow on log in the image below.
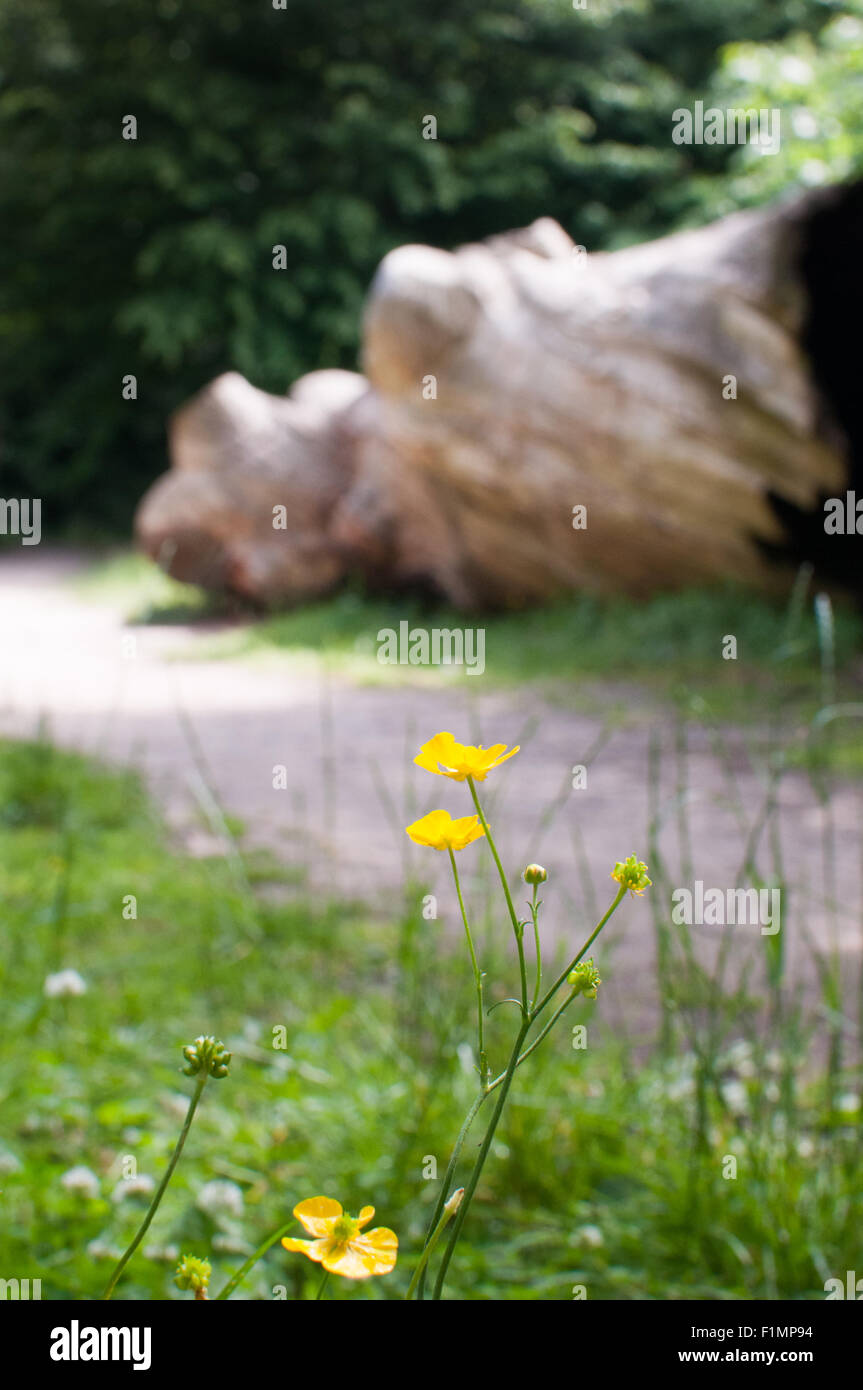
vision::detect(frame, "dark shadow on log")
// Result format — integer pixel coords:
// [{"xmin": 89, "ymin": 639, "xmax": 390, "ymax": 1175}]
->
[{"xmin": 766, "ymin": 179, "xmax": 863, "ymax": 589}]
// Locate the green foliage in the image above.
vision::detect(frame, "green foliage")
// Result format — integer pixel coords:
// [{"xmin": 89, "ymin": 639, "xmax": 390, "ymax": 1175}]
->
[
  {"xmin": 0, "ymin": 735, "xmax": 859, "ymax": 1299},
  {"xmin": 0, "ymin": 0, "xmax": 830, "ymax": 529},
  {"xmin": 704, "ymin": 0, "xmax": 863, "ymax": 214}
]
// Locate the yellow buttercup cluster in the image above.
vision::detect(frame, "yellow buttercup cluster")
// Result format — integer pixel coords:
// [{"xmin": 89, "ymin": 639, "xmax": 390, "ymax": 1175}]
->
[
  {"xmin": 407, "ymin": 732, "xmax": 519, "ymax": 854},
  {"xmin": 282, "ymin": 1196, "xmax": 398, "ymax": 1280}
]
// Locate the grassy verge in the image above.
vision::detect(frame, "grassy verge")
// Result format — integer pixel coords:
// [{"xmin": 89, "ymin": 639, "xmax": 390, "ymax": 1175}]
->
[
  {"xmin": 79, "ymin": 552, "xmax": 863, "ymax": 766},
  {"xmin": 0, "ymin": 736, "xmax": 860, "ymax": 1300}
]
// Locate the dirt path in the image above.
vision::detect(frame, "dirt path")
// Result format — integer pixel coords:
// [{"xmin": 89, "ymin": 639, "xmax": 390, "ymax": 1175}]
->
[{"xmin": 1, "ymin": 550, "xmax": 860, "ymax": 1028}]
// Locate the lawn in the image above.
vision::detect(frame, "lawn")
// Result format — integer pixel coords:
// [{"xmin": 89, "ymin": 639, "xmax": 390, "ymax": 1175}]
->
[{"xmin": 0, "ymin": 733, "xmax": 860, "ymax": 1300}]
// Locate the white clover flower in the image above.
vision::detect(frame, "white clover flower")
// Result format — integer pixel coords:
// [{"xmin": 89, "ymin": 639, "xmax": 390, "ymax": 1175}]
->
[
  {"xmin": 44, "ymin": 969, "xmax": 87, "ymax": 998},
  {"xmin": 834, "ymin": 17, "xmax": 863, "ymax": 43},
  {"xmin": 573, "ymin": 1224, "xmax": 604, "ymax": 1249},
  {"xmin": 779, "ymin": 57, "xmax": 813, "ymax": 86},
  {"xmin": 456, "ymin": 1042, "xmax": 476, "ymax": 1078},
  {"xmin": 212, "ymin": 1232, "xmax": 251, "ymax": 1255},
  {"xmin": 721, "ymin": 1080, "xmax": 748, "ymax": 1114},
  {"xmin": 162, "ymin": 1093, "xmax": 192, "ymax": 1122},
  {"xmin": 143, "ymin": 1243, "xmax": 180, "ymax": 1263},
  {"xmin": 61, "ymin": 1165, "xmax": 101, "ymax": 1199},
  {"xmin": 112, "ymin": 1174, "xmax": 155, "ymax": 1203},
  {"xmin": 791, "ymin": 109, "xmax": 818, "ymax": 140},
  {"xmin": 197, "ymin": 1179, "xmax": 245, "ymax": 1220},
  {"xmin": 800, "ymin": 160, "xmax": 830, "ymax": 186},
  {"xmin": 86, "ymin": 1238, "xmax": 119, "ymax": 1260}
]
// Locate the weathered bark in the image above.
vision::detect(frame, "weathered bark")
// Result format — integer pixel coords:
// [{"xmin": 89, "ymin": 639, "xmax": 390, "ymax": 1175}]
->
[{"xmin": 135, "ymin": 185, "xmax": 856, "ymax": 609}]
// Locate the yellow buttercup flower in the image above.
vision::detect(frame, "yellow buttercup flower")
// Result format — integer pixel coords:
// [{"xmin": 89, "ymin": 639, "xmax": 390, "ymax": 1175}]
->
[
  {"xmin": 405, "ymin": 808, "xmax": 486, "ymax": 852},
  {"xmin": 414, "ymin": 731, "xmax": 520, "ymax": 782},
  {"xmin": 282, "ymin": 1197, "xmax": 398, "ymax": 1280}
]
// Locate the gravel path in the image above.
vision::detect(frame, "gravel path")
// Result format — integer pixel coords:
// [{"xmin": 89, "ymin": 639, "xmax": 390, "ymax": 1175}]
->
[{"xmin": 1, "ymin": 550, "xmax": 860, "ymax": 1032}]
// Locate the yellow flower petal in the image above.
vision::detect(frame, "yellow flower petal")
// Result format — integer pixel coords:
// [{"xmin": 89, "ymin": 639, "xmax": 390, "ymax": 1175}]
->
[
  {"xmin": 414, "ymin": 731, "xmax": 461, "ymax": 776},
  {"xmin": 405, "ymin": 809, "xmax": 450, "ymax": 848},
  {"xmin": 281, "ymin": 1236, "xmax": 329, "ymax": 1263},
  {"xmin": 322, "ymin": 1227, "xmax": 399, "ymax": 1279},
  {"xmin": 355, "ymin": 1226, "xmax": 399, "ymax": 1274},
  {"xmin": 446, "ymin": 815, "xmax": 486, "ymax": 850},
  {"xmin": 356, "ymin": 1205, "xmax": 375, "ymax": 1230},
  {"xmin": 472, "ymin": 744, "xmax": 520, "ymax": 779},
  {"xmin": 414, "ymin": 732, "xmax": 520, "ymax": 782},
  {"xmin": 405, "ymin": 809, "xmax": 485, "ymax": 852},
  {"xmin": 292, "ymin": 1195, "xmax": 342, "ymax": 1236}
]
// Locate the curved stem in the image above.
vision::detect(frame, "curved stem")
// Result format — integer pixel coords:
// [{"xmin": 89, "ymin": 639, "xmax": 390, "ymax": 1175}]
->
[
  {"xmin": 214, "ymin": 1219, "xmax": 296, "ymax": 1300},
  {"xmin": 467, "ymin": 776, "xmax": 528, "ymax": 1014},
  {"xmin": 432, "ymin": 1016, "xmax": 532, "ymax": 1299},
  {"xmin": 533, "ymin": 885, "xmax": 625, "ymax": 1020},
  {"xmin": 416, "ymin": 1089, "xmax": 487, "ymax": 1299},
  {"xmin": 406, "ymin": 1191, "xmax": 462, "ymax": 1300},
  {"xmin": 430, "ymin": 886, "xmax": 629, "ymax": 1297},
  {"xmin": 448, "ymin": 847, "xmax": 488, "ymax": 1087},
  {"xmin": 103, "ymin": 1074, "xmax": 208, "ymax": 1300},
  {"xmin": 315, "ymin": 1270, "xmax": 330, "ymax": 1300},
  {"xmin": 529, "ymin": 884, "xmax": 542, "ymax": 1013},
  {"xmin": 508, "ymin": 991, "xmax": 575, "ymax": 1075}
]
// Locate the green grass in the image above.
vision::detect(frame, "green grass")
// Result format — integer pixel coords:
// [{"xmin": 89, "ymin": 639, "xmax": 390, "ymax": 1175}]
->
[
  {"xmin": 0, "ymin": 736, "xmax": 860, "ymax": 1300},
  {"xmin": 80, "ymin": 552, "xmax": 863, "ymax": 767},
  {"xmin": 75, "ymin": 550, "xmax": 227, "ymax": 624}
]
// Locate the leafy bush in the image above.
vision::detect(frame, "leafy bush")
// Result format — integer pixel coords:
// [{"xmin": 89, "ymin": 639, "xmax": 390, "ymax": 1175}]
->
[{"xmin": 0, "ymin": 0, "xmax": 830, "ymax": 530}]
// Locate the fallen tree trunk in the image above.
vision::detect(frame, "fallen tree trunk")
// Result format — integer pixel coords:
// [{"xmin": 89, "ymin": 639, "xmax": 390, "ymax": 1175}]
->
[{"xmin": 135, "ymin": 183, "xmax": 859, "ymax": 609}]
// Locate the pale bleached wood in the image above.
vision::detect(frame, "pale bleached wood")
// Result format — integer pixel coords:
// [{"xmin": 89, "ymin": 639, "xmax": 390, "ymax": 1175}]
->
[{"xmin": 136, "ymin": 189, "xmax": 847, "ymax": 607}]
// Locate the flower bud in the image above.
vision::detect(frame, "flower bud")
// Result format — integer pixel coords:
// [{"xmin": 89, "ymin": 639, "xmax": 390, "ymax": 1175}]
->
[
  {"xmin": 523, "ymin": 863, "xmax": 548, "ymax": 885},
  {"xmin": 610, "ymin": 854, "xmax": 651, "ymax": 897},
  {"xmin": 175, "ymin": 1253, "xmax": 211, "ymax": 1298},
  {"xmin": 444, "ymin": 1187, "xmax": 465, "ymax": 1217},
  {"xmin": 182, "ymin": 1035, "xmax": 232, "ymax": 1079},
  {"xmin": 567, "ymin": 958, "xmax": 601, "ymax": 999}
]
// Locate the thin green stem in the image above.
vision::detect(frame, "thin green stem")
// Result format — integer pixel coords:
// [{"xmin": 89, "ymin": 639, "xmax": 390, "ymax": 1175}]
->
[
  {"xmin": 416, "ymin": 1089, "xmax": 487, "ymax": 1299},
  {"xmin": 214, "ymin": 1219, "xmax": 296, "ymax": 1300},
  {"xmin": 467, "ymin": 776, "xmax": 528, "ymax": 1014},
  {"xmin": 432, "ymin": 1017, "xmax": 531, "ymax": 1300},
  {"xmin": 448, "ymin": 847, "xmax": 487, "ymax": 1087},
  {"xmin": 533, "ymin": 885, "xmax": 626, "ymax": 1020},
  {"xmin": 405, "ymin": 1191, "xmax": 463, "ymax": 1299},
  {"xmin": 315, "ymin": 1270, "xmax": 330, "ymax": 1300},
  {"xmin": 506, "ymin": 991, "xmax": 575, "ymax": 1077},
  {"xmin": 529, "ymin": 883, "xmax": 542, "ymax": 1013},
  {"xmin": 430, "ymin": 886, "xmax": 629, "ymax": 1297},
  {"xmin": 103, "ymin": 1074, "xmax": 207, "ymax": 1300}
]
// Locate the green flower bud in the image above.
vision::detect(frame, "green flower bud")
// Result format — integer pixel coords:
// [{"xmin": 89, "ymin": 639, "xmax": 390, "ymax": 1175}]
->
[
  {"xmin": 175, "ymin": 1253, "xmax": 211, "ymax": 1297},
  {"xmin": 182, "ymin": 1035, "xmax": 232, "ymax": 1079},
  {"xmin": 444, "ymin": 1187, "xmax": 465, "ymax": 1216},
  {"xmin": 567, "ymin": 958, "xmax": 601, "ymax": 999},
  {"xmin": 523, "ymin": 863, "xmax": 548, "ymax": 885},
  {"xmin": 611, "ymin": 854, "xmax": 651, "ymax": 897}
]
